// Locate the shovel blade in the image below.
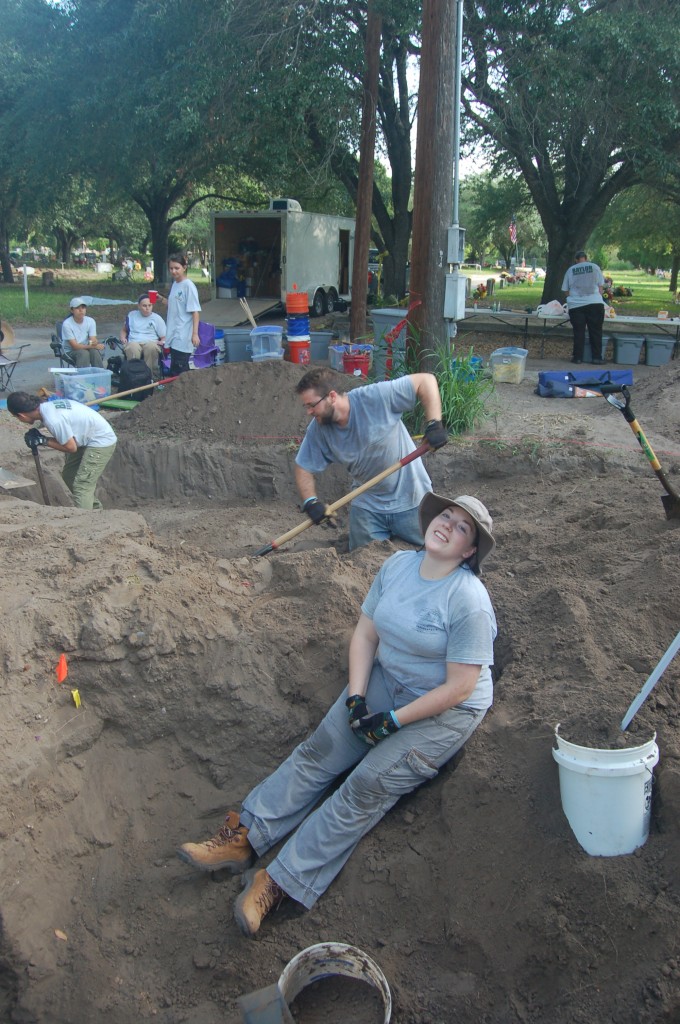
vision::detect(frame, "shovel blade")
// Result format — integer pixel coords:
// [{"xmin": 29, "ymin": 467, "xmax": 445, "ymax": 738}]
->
[{"xmin": 661, "ymin": 492, "xmax": 680, "ymax": 520}]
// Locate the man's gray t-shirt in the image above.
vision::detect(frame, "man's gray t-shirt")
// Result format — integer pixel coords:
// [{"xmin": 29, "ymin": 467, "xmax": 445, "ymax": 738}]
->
[
  {"xmin": 295, "ymin": 378, "xmax": 432, "ymax": 513},
  {"xmin": 361, "ymin": 549, "xmax": 496, "ymax": 711}
]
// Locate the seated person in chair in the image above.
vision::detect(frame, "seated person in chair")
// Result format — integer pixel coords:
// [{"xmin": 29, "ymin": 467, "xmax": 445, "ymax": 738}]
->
[
  {"xmin": 121, "ymin": 294, "xmax": 166, "ymax": 377},
  {"xmin": 62, "ymin": 298, "xmax": 105, "ymax": 368}
]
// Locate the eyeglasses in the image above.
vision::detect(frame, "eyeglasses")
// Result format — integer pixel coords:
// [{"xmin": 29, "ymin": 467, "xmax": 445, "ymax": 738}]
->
[{"xmin": 302, "ymin": 393, "xmax": 329, "ymax": 411}]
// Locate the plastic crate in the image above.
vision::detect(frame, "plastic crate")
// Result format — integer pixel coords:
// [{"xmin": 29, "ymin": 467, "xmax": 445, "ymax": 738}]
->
[
  {"xmin": 489, "ymin": 347, "xmax": 528, "ymax": 384},
  {"xmin": 250, "ymin": 326, "xmax": 283, "ymax": 359},
  {"xmin": 613, "ymin": 334, "xmax": 644, "ymax": 366},
  {"xmin": 645, "ymin": 338, "xmax": 675, "ymax": 367},
  {"xmin": 252, "ymin": 350, "xmax": 284, "ymax": 362},
  {"xmin": 60, "ymin": 368, "xmax": 113, "ymax": 404}
]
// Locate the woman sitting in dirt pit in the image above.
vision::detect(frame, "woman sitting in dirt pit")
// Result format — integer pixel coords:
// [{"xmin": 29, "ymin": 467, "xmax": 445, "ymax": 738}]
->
[{"xmin": 178, "ymin": 491, "xmax": 497, "ymax": 936}]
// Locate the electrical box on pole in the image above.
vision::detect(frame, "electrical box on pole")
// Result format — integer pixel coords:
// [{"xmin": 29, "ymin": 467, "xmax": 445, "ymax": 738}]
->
[{"xmin": 447, "ymin": 226, "xmax": 465, "ymax": 264}]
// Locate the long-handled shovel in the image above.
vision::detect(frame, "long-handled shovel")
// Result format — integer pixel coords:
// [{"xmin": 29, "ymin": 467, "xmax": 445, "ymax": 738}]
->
[
  {"xmin": 599, "ymin": 383, "xmax": 680, "ymax": 519},
  {"xmin": 31, "ymin": 445, "xmax": 51, "ymax": 505},
  {"xmin": 254, "ymin": 440, "xmax": 432, "ymax": 556}
]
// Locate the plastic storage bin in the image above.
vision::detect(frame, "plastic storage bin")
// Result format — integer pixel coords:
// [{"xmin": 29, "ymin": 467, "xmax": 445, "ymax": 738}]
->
[
  {"xmin": 250, "ymin": 325, "xmax": 283, "ymax": 359},
  {"xmin": 584, "ymin": 333, "xmax": 613, "ymax": 363},
  {"xmin": 645, "ymin": 337, "xmax": 675, "ymax": 367},
  {"xmin": 613, "ymin": 334, "xmax": 644, "ymax": 365},
  {"xmin": 60, "ymin": 368, "xmax": 113, "ymax": 404},
  {"xmin": 223, "ymin": 328, "xmax": 252, "ymax": 362},
  {"xmin": 451, "ymin": 356, "xmax": 483, "ymax": 380},
  {"xmin": 489, "ymin": 347, "xmax": 528, "ymax": 384}
]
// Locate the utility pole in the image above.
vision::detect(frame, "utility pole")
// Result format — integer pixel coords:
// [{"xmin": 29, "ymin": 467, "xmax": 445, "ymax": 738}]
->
[
  {"xmin": 407, "ymin": 0, "xmax": 457, "ymax": 368},
  {"xmin": 350, "ymin": 2, "xmax": 382, "ymax": 343}
]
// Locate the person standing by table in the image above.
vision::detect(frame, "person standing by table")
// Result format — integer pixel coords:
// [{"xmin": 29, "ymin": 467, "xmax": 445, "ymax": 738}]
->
[
  {"xmin": 160, "ymin": 252, "xmax": 201, "ymax": 376},
  {"xmin": 561, "ymin": 250, "xmax": 606, "ymax": 364},
  {"xmin": 61, "ymin": 298, "xmax": 105, "ymax": 368},
  {"xmin": 7, "ymin": 391, "xmax": 117, "ymax": 510}
]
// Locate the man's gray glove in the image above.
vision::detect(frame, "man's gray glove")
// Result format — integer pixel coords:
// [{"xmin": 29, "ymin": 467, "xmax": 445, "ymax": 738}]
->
[
  {"xmin": 25, "ymin": 428, "xmax": 49, "ymax": 449},
  {"xmin": 424, "ymin": 419, "xmax": 448, "ymax": 450}
]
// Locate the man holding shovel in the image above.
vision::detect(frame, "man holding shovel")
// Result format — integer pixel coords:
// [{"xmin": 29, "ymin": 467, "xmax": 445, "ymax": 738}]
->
[
  {"xmin": 7, "ymin": 392, "xmax": 117, "ymax": 510},
  {"xmin": 294, "ymin": 367, "xmax": 448, "ymax": 550}
]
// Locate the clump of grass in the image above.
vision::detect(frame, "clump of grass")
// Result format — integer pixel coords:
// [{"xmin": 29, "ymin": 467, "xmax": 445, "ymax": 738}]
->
[{"xmin": 386, "ymin": 337, "xmax": 494, "ymax": 437}]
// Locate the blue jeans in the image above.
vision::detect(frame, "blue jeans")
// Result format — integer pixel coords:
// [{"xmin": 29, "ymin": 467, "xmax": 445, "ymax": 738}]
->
[
  {"xmin": 241, "ymin": 663, "xmax": 486, "ymax": 908},
  {"xmin": 349, "ymin": 503, "xmax": 423, "ymax": 550}
]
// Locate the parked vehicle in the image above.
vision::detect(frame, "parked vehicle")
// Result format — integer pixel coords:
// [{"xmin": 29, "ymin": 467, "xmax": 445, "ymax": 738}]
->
[{"xmin": 211, "ymin": 199, "xmax": 355, "ymax": 321}]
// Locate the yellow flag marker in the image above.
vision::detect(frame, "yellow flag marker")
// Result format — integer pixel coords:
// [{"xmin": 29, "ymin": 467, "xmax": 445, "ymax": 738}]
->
[{"xmin": 71, "ymin": 689, "xmax": 81, "ymax": 709}]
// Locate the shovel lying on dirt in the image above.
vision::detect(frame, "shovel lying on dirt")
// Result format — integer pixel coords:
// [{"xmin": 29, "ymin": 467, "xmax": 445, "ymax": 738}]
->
[
  {"xmin": 599, "ymin": 383, "xmax": 680, "ymax": 519},
  {"xmin": 254, "ymin": 440, "xmax": 432, "ymax": 556}
]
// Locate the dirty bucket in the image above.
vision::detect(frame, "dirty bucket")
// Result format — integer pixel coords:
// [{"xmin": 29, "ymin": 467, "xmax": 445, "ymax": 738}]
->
[
  {"xmin": 342, "ymin": 351, "xmax": 370, "ymax": 377},
  {"xmin": 552, "ymin": 725, "xmax": 659, "ymax": 856},
  {"xmin": 278, "ymin": 943, "xmax": 392, "ymax": 1024},
  {"xmin": 286, "ymin": 339, "xmax": 311, "ymax": 365}
]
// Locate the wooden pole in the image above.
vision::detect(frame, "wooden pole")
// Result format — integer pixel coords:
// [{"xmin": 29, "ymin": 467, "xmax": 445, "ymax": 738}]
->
[{"xmin": 408, "ymin": 0, "xmax": 457, "ymax": 369}]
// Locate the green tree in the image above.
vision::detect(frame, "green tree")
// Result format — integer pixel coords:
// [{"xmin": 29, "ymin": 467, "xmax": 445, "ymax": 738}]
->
[{"xmin": 462, "ymin": 0, "xmax": 680, "ymax": 302}]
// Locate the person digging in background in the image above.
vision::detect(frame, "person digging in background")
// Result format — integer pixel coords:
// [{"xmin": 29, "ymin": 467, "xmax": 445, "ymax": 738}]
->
[
  {"xmin": 61, "ymin": 297, "xmax": 105, "ymax": 368},
  {"xmin": 293, "ymin": 366, "xmax": 449, "ymax": 550},
  {"xmin": 561, "ymin": 250, "xmax": 606, "ymax": 364},
  {"xmin": 7, "ymin": 391, "xmax": 117, "ymax": 510},
  {"xmin": 120, "ymin": 293, "xmax": 166, "ymax": 377},
  {"xmin": 178, "ymin": 491, "xmax": 496, "ymax": 937}
]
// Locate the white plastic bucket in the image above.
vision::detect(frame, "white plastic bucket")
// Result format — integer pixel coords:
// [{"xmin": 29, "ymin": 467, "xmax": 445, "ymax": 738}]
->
[
  {"xmin": 278, "ymin": 942, "xmax": 391, "ymax": 1023},
  {"xmin": 552, "ymin": 725, "xmax": 659, "ymax": 856}
]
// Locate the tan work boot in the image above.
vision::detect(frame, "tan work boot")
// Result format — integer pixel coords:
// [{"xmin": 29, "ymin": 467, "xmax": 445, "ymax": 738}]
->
[
  {"xmin": 234, "ymin": 868, "xmax": 286, "ymax": 937},
  {"xmin": 177, "ymin": 811, "xmax": 254, "ymax": 874}
]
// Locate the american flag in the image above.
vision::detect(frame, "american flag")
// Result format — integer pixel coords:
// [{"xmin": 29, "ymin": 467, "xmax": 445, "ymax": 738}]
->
[{"xmin": 509, "ymin": 216, "xmax": 517, "ymax": 245}]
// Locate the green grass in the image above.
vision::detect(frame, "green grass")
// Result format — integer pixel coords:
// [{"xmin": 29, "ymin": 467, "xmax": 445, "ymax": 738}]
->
[
  {"xmin": 462, "ymin": 268, "xmax": 678, "ymax": 317},
  {"xmin": 0, "ymin": 269, "xmax": 212, "ymax": 327}
]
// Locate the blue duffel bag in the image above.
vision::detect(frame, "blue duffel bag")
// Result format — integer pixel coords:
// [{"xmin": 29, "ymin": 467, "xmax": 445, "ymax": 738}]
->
[{"xmin": 535, "ymin": 369, "xmax": 634, "ymax": 398}]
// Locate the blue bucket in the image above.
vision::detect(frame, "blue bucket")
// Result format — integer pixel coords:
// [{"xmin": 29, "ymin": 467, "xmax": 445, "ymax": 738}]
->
[{"xmin": 451, "ymin": 356, "xmax": 483, "ymax": 381}]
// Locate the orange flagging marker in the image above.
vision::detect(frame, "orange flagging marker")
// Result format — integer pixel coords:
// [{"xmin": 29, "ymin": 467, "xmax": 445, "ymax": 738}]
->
[{"xmin": 56, "ymin": 654, "xmax": 68, "ymax": 684}]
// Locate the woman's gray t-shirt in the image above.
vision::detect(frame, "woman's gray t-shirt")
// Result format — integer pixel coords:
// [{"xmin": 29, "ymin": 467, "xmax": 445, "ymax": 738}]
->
[{"xmin": 361, "ymin": 549, "xmax": 496, "ymax": 711}]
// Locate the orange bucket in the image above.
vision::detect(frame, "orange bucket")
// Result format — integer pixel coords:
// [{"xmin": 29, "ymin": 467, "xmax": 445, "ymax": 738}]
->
[
  {"xmin": 286, "ymin": 291, "xmax": 309, "ymax": 314},
  {"xmin": 342, "ymin": 351, "xmax": 370, "ymax": 377},
  {"xmin": 287, "ymin": 339, "xmax": 311, "ymax": 365}
]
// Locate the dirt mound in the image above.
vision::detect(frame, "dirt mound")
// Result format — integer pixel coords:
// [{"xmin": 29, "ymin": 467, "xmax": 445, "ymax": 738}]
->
[{"xmin": 1, "ymin": 358, "xmax": 680, "ymax": 1023}]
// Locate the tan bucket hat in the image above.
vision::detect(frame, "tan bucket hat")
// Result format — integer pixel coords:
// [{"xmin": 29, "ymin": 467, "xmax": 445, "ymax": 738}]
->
[{"xmin": 418, "ymin": 493, "xmax": 495, "ymax": 574}]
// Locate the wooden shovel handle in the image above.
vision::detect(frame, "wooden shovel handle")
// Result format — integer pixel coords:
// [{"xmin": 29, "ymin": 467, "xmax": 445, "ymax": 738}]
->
[{"xmin": 255, "ymin": 441, "xmax": 432, "ymax": 555}]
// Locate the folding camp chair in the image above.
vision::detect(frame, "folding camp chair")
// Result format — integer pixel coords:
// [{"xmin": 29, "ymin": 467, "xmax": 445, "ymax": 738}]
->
[
  {"xmin": 193, "ymin": 321, "xmax": 220, "ymax": 369},
  {"xmin": 50, "ymin": 322, "xmax": 77, "ymax": 368},
  {"xmin": 0, "ymin": 344, "xmax": 29, "ymax": 392}
]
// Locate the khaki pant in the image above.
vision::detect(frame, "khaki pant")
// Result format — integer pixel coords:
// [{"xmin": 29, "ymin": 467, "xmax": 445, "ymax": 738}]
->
[
  {"xmin": 72, "ymin": 348, "xmax": 104, "ymax": 368},
  {"xmin": 62, "ymin": 443, "xmax": 117, "ymax": 509},
  {"xmin": 125, "ymin": 342, "xmax": 161, "ymax": 375}
]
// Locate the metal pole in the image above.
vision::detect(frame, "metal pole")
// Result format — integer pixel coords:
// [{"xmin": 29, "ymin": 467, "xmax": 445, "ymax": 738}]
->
[{"xmin": 451, "ymin": 0, "xmax": 464, "ymax": 232}]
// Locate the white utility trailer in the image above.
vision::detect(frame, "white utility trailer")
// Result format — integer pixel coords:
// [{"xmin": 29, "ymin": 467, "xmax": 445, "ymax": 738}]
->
[{"xmin": 210, "ymin": 199, "xmax": 355, "ymax": 325}]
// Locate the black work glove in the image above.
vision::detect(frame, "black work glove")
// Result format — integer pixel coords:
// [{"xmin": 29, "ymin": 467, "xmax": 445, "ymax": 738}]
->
[
  {"xmin": 424, "ymin": 419, "xmax": 449, "ymax": 450},
  {"xmin": 302, "ymin": 496, "xmax": 330, "ymax": 525},
  {"xmin": 346, "ymin": 694, "xmax": 369, "ymax": 727},
  {"xmin": 352, "ymin": 709, "xmax": 401, "ymax": 746},
  {"xmin": 25, "ymin": 428, "xmax": 49, "ymax": 449}
]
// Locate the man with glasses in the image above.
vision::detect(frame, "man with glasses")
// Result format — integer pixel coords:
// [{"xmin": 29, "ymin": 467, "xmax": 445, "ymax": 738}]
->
[{"xmin": 294, "ymin": 367, "xmax": 448, "ymax": 550}]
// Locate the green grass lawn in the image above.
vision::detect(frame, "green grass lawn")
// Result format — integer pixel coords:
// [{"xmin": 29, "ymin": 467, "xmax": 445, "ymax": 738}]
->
[
  {"xmin": 465, "ymin": 268, "xmax": 679, "ymax": 317},
  {"xmin": 0, "ymin": 269, "xmax": 212, "ymax": 327}
]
